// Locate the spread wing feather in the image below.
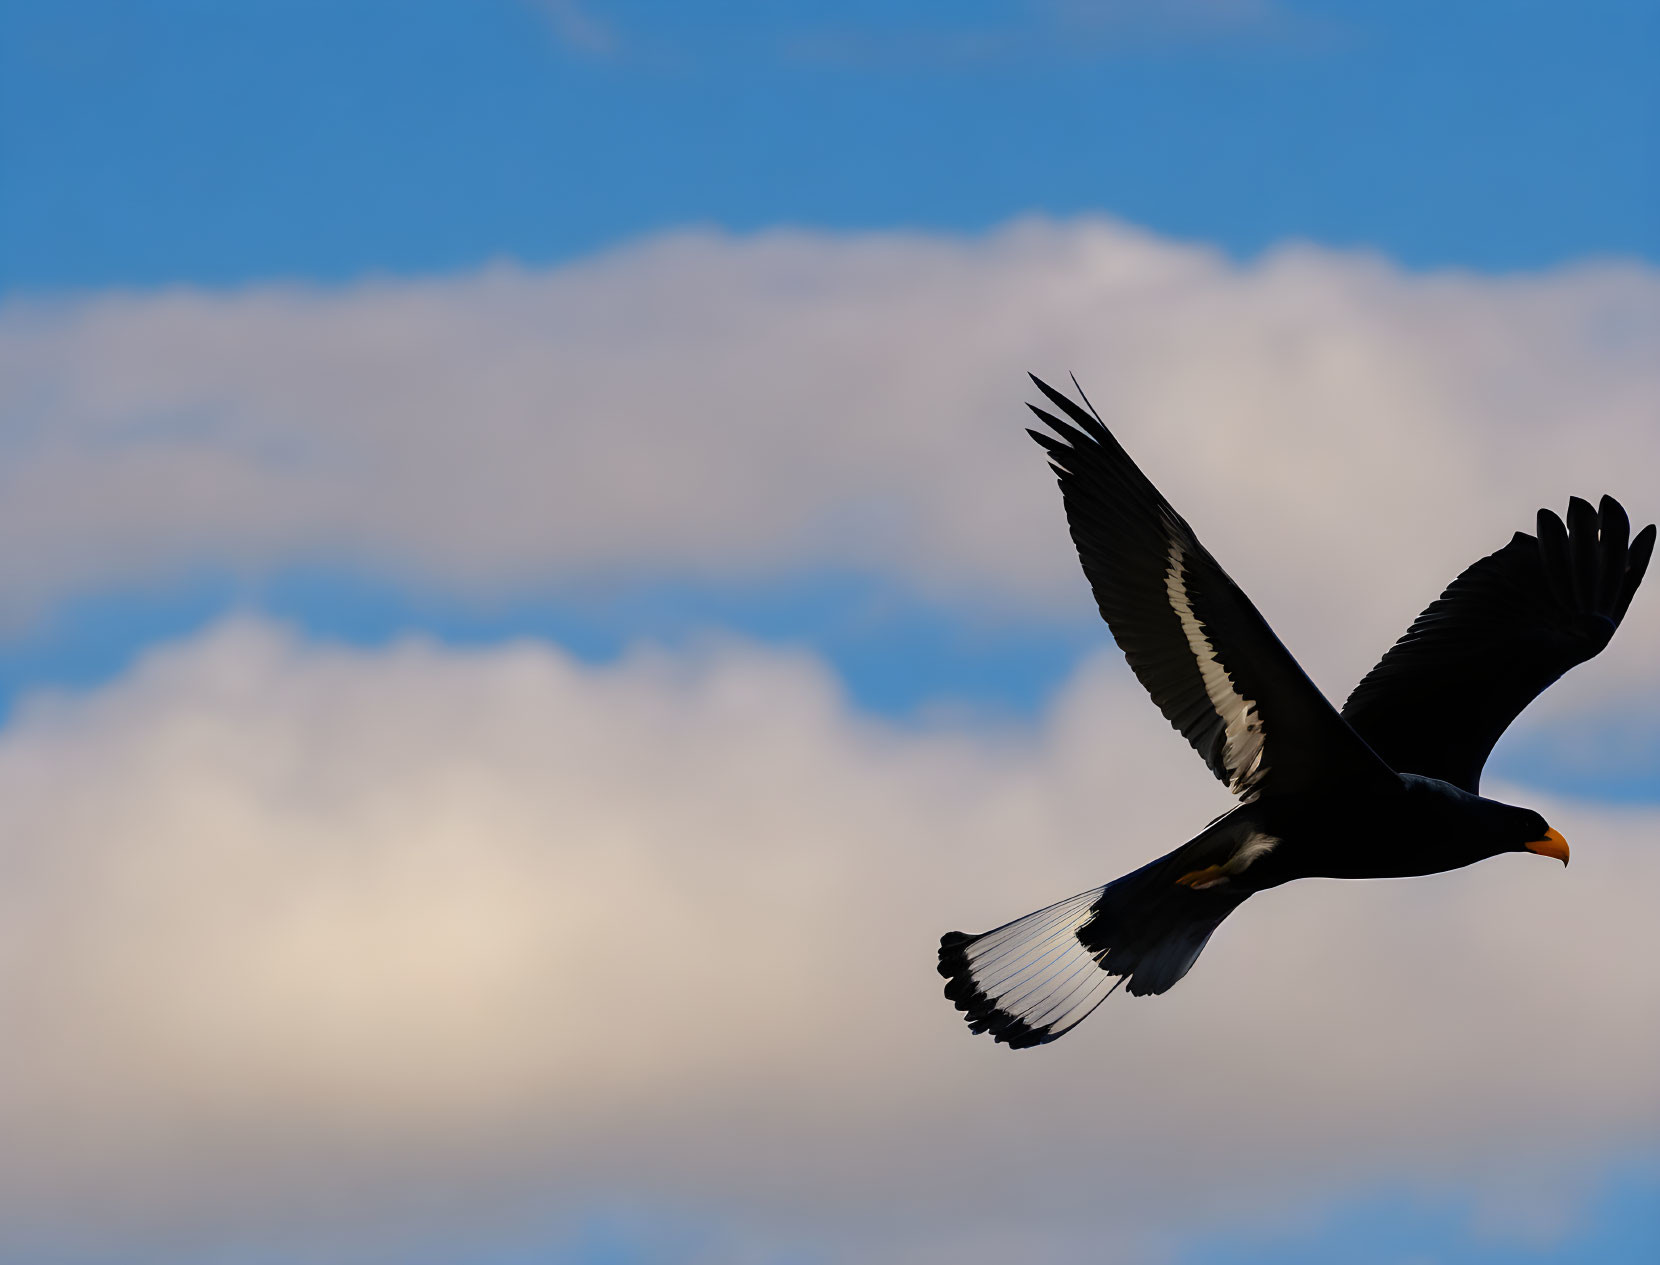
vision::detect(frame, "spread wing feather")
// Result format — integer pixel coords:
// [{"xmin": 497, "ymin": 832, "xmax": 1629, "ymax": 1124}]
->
[
  {"xmin": 1027, "ymin": 375, "xmax": 1394, "ymax": 800},
  {"xmin": 1342, "ymin": 496, "xmax": 1654, "ymax": 792}
]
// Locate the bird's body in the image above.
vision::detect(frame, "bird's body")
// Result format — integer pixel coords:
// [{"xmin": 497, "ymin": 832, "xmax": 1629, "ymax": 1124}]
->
[
  {"xmin": 1154, "ymin": 778, "xmax": 1541, "ymax": 891},
  {"xmin": 937, "ymin": 376, "xmax": 1650, "ymax": 1049}
]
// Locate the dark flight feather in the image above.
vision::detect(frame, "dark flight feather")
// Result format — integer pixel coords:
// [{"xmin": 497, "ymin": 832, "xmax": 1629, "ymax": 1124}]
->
[
  {"xmin": 1025, "ymin": 374, "xmax": 1393, "ymax": 801},
  {"xmin": 1342, "ymin": 496, "xmax": 1655, "ymax": 792}
]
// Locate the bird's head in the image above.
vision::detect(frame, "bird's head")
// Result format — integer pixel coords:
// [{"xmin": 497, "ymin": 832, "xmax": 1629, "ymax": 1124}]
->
[
  {"xmin": 1398, "ymin": 776, "xmax": 1569, "ymax": 868},
  {"xmin": 1517, "ymin": 817, "xmax": 1570, "ymax": 865},
  {"xmin": 1477, "ymin": 798, "xmax": 1569, "ymax": 866}
]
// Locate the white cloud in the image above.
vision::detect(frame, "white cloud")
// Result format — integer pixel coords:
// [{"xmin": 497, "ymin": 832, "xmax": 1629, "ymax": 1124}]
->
[
  {"xmin": 1, "ymin": 216, "xmax": 1657, "ymax": 732},
  {"xmin": 0, "ymin": 620, "xmax": 1654, "ymax": 1260}
]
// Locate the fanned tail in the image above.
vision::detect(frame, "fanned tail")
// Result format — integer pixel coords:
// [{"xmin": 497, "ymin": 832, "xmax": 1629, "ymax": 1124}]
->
[
  {"xmin": 938, "ymin": 852, "xmax": 1251, "ymax": 1048},
  {"xmin": 937, "ymin": 886, "xmax": 1120, "ymax": 1049}
]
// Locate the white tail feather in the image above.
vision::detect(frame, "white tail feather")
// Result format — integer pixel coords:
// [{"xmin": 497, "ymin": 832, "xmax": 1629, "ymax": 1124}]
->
[{"xmin": 938, "ymin": 886, "xmax": 1122, "ymax": 1048}]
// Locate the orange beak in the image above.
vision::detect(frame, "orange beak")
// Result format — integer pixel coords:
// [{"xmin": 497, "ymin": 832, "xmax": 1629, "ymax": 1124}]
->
[{"xmin": 1524, "ymin": 827, "xmax": 1570, "ymax": 866}]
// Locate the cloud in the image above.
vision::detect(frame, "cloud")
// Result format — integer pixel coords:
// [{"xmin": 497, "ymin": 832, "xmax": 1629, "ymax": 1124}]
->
[
  {"xmin": 1, "ymin": 217, "xmax": 1658, "ymax": 728},
  {"xmin": 529, "ymin": 0, "xmax": 616, "ymax": 56},
  {"xmin": 0, "ymin": 620, "xmax": 1655, "ymax": 1260}
]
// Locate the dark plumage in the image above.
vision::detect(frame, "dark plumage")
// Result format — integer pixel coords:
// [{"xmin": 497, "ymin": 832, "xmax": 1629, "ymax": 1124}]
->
[{"xmin": 937, "ymin": 375, "xmax": 1653, "ymax": 1049}]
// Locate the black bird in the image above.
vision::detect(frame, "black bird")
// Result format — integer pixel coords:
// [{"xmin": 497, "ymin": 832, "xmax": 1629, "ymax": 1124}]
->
[{"xmin": 938, "ymin": 375, "xmax": 1653, "ymax": 1049}]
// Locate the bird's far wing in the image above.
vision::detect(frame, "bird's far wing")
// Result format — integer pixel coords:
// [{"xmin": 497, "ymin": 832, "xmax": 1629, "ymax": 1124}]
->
[
  {"xmin": 1341, "ymin": 497, "xmax": 1655, "ymax": 793},
  {"xmin": 1027, "ymin": 375, "xmax": 1394, "ymax": 801}
]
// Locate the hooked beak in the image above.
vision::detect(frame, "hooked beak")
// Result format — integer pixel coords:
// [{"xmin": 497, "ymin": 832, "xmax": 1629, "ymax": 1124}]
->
[{"xmin": 1524, "ymin": 827, "xmax": 1570, "ymax": 866}]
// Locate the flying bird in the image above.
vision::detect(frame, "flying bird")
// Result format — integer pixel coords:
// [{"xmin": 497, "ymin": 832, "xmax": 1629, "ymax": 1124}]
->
[{"xmin": 938, "ymin": 375, "xmax": 1653, "ymax": 1049}]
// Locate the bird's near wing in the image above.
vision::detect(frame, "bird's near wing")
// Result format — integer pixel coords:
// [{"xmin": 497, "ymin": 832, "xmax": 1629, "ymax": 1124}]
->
[
  {"xmin": 1027, "ymin": 375, "xmax": 1394, "ymax": 801},
  {"xmin": 1342, "ymin": 497, "xmax": 1655, "ymax": 794}
]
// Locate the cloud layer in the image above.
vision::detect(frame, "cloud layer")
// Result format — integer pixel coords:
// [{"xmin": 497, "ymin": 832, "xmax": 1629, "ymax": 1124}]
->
[
  {"xmin": 1, "ymin": 620, "xmax": 1655, "ymax": 1261},
  {"xmin": 3, "ymin": 219, "xmax": 1657, "ymax": 696}
]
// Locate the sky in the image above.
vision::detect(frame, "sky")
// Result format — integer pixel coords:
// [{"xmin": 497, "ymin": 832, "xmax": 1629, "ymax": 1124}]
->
[{"xmin": 1, "ymin": 2, "xmax": 1658, "ymax": 1263}]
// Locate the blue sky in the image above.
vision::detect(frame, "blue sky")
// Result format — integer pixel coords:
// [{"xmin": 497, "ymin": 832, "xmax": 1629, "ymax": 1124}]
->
[
  {"xmin": 4, "ymin": 0, "xmax": 1656, "ymax": 293},
  {"xmin": 2, "ymin": 3, "xmax": 1658, "ymax": 1263}
]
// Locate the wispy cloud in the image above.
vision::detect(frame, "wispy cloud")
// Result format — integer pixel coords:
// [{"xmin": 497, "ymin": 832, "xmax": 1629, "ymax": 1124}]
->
[{"xmin": 528, "ymin": 0, "xmax": 616, "ymax": 56}]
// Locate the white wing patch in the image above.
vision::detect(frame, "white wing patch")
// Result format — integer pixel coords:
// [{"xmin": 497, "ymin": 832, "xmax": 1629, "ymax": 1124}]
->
[{"xmin": 1165, "ymin": 540, "xmax": 1269, "ymax": 796}]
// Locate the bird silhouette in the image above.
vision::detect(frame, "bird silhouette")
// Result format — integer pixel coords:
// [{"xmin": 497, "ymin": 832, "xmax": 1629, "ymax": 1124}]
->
[{"xmin": 938, "ymin": 375, "xmax": 1653, "ymax": 1048}]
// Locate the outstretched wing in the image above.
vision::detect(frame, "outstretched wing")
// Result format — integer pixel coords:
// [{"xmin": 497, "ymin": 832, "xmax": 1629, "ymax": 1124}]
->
[
  {"xmin": 1342, "ymin": 496, "xmax": 1654, "ymax": 793},
  {"xmin": 1027, "ymin": 375, "xmax": 1394, "ymax": 801}
]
